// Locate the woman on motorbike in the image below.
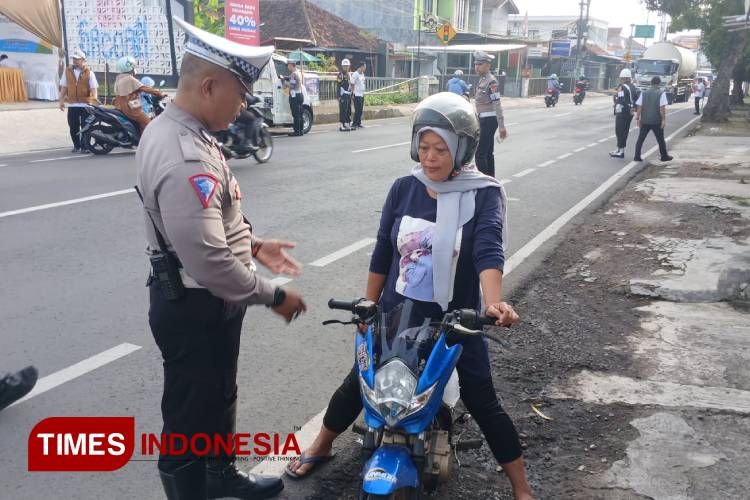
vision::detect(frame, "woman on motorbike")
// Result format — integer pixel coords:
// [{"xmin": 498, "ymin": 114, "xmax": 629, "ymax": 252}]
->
[
  {"xmin": 286, "ymin": 92, "xmax": 533, "ymax": 499},
  {"xmin": 113, "ymin": 56, "xmax": 166, "ymax": 133}
]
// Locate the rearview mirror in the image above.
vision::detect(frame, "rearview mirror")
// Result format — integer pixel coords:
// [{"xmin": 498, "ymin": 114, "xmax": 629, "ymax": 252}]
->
[{"xmin": 159, "ymin": 80, "xmax": 166, "ymax": 87}]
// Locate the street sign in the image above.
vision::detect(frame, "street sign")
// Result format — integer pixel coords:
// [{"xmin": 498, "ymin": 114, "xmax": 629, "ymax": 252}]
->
[
  {"xmin": 551, "ymin": 29, "xmax": 568, "ymax": 40},
  {"xmin": 634, "ymin": 25, "xmax": 656, "ymax": 38},
  {"xmin": 436, "ymin": 22, "xmax": 456, "ymax": 44},
  {"xmin": 550, "ymin": 40, "xmax": 571, "ymax": 57},
  {"xmin": 527, "ymin": 47, "xmax": 544, "ymax": 58}
]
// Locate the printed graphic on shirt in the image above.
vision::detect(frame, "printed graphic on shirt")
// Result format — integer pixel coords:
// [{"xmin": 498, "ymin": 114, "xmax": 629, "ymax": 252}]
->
[
  {"xmin": 395, "ymin": 216, "xmax": 462, "ymax": 303},
  {"xmin": 189, "ymin": 173, "xmax": 219, "ymax": 209}
]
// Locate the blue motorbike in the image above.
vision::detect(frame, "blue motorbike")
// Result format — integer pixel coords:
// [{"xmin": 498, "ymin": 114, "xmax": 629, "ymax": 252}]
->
[{"xmin": 325, "ymin": 298, "xmax": 501, "ymax": 499}]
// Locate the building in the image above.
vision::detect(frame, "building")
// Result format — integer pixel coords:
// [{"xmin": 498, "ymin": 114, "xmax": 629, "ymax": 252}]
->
[
  {"xmin": 506, "ymin": 14, "xmax": 609, "ymax": 50},
  {"xmin": 607, "ymin": 27, "xmax": 646, "ymax": 60}
]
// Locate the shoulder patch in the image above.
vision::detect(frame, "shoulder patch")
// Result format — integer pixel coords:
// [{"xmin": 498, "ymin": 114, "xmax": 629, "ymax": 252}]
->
[{"xmin": 189, "ymin": 173, "xmax": 219, "ymax": 209}]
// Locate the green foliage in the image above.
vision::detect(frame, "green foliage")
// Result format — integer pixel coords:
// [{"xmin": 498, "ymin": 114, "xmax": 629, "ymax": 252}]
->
[
  {"xmin": 307, "ymin": 55, "xmax": 339, "ymax": 73},
  {"xmin": 194, "ymin": 0, "xmax": 225, "ymax": 36},
  {"xmin": 364, "ymin": 93, "xmax": 419, "ymax": 106}
]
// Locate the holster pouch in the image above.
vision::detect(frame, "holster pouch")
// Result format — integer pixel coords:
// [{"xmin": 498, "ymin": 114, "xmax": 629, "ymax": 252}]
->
[{"xmin": 149, "ymin": 252, "xmax": 185, "ymax": 301}]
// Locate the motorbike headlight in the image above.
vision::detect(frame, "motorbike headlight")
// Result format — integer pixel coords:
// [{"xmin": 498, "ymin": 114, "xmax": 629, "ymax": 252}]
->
[
  {"xmin": 405, "ymin": 382, "xmax": 438, "ymax": 417},
  {"xmin": 373, "ymin": 360, "xmax": 417, "ymax": 427}
]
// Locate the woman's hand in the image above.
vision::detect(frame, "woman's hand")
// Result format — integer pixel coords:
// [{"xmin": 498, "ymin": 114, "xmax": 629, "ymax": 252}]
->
[
  {"xmin": 254, "ymin": 239, "xmax": 302, "ymax": 276},
  {"xmin": 485, "ymin": 301, "xmax": 519, "ymax": 327}
]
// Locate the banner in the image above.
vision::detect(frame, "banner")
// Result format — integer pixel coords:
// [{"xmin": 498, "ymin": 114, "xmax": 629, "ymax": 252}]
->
[
  {"xmin": 225, "ymin": 0, "xmax": 259, "ymax": 46},
  {"xmin": 0, "ymin": 15, "xmax": 53, "ymax": 54}
]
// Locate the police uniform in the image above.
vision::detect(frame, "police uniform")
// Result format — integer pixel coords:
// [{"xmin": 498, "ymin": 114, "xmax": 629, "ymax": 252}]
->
[
  {"xmin": 285, "ymin": 62, "xmax": 304, "ymax": 136},
  {"xmin": 137, "ymin": 17, "xmax": 286, "ymax": 500},
  {"xmin": 336, "ymin": 60, "xmax": 352, "ymax": 130},
  {"xmin": 473, "ymin": 51, "xmax": 505, "ymax": 178},
  {"xmin": 610, "ymin": 71, "xmax": 639, "ymax": 157}
]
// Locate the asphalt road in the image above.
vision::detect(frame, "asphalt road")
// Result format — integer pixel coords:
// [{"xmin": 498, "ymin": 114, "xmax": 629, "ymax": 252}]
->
[{"xmin": 0, "ymin": 96, "xmax": 698, "ymax": 499}]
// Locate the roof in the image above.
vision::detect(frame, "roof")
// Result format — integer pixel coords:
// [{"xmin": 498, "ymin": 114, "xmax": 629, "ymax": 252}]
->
[{"xmin": 259, "ymin": 0, "xmax": 379, "ymax": 52}]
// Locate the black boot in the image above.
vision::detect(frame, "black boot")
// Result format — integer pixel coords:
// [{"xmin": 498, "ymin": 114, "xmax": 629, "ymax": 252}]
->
[
  {"xmin": 0, "ymin": 366, "xmax": 38, "ymax": 411},
  {"xmin": 206, "ymin": 401, "xmax": 284, "ymax": 499},
  {"xmin": 160, "ymin": 460, "xmax": 207, "ymax": 500}
]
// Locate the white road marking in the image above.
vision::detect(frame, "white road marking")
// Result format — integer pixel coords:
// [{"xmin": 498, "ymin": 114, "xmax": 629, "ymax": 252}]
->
[
  {"xmin": 0, "ymin": 164, "xmax": 7, "ymax": 168},
  {"xmin": 499, "ymin": 179, "xmax": 512, "ymax": 185},
  {"xmin": 597, "ymin": 138, "xmax": 609, "ymax": 143},
  {"xmin": 9, "ymin": 343, "xmax": 142, "ymax": 408},
  {"xmin": 608, "ymin": 134, "xmax": 617, "ymax": 139},
  {"xmin": 505, "ymin": 122, "xmax": 519, "ymax": 126},
  {"xmin": 30, "ymin": 155, "xmax": 79, "ymax": 163},
  {"xmin": 554, "ymin": 112, "xmax": 573, "ymax": 118},
  {"xmin": 309, "ymin": 238, "xmax": 376, "ymax": 267},
  {"xmin": 504, "ymin": 115, "xmax": 700, "ymax": 276},
  {"xmin": 574, "ymin": 147, "xmax": 586, "ymax": 152},
  {"xmin": 0, "ymin": 188, "xmax": 135, "ymax": 219},
  {"xmin": 0, "ymin": 147, "xmax": 69, "ymax": 158},
  {"xmin": 586, "ymin": 142, "xmax": 598, "ymax": 148},
  {"xmin": 352, "ymin": 141, "xmax": 411, "ymax": 153},
  {"xmin": 507, "ymin": 197, "xmax": 520, "ymax": 201},
  {"xmin": 513, "ymin": 168, "xmax": 535, "ymax": 178},
  {"xmin": 269, "ymin": 277, "xmax": 293, "ymax": 287},
  {"xmin": 538, "ymin": 160, "xmax": 555, "ymax": 168},
  {"xmin": 250, "ymin": 407, "xmax": 327, "ymax": 476},
  {"xmin": 557, "ymin": 152, "xmax": 572, "ymax": 160}
]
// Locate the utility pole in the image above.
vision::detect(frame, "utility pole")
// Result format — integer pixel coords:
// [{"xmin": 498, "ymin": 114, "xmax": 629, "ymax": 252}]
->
[{"xmin": 573, "ymin": 0, "xmax": 590, "ymax": 81}]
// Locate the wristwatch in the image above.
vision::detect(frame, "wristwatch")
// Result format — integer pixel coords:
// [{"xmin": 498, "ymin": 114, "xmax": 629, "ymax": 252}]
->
[{"xmin": 271, "ymin": 287, "xmax": 286, "ymax": 307}]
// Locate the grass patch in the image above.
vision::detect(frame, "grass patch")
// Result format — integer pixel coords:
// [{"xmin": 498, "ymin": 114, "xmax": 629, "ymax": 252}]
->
[{"xmin": 365, "ymin": 93, "xmax": 418, "ymax": 106}]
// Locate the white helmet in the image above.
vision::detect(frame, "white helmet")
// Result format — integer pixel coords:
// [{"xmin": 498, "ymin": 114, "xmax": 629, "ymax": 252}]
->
[
  {"xmin": 117, "ymin": 56, "xmax": 136, "ymax": 73},
  {"xmin": 71, "ymin": 49, "xmax": 86, "ymax": 60},
  {"xmin": 619, "ymin": 68, "xmax": 632, "ymax": 78},
  {"xmin": 341, "ymin": 58, "xmax": 350, "ymax": 66},
  {"xmin": 454, "ymin": 69, "xmax": 463, "ymax": 76}
]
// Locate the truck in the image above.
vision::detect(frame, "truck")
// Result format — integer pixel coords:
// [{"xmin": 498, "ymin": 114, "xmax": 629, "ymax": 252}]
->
[
  {"xmin": 634, "ymin": 42, "xmax": 698, "ymax": 104},
  {"xmin": 252, "ymin": 53, "xmax": 314, "ymax": 134}
]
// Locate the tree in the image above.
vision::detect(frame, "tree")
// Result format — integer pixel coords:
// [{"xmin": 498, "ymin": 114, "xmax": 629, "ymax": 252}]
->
[
  {"xmin": 730, "ymin": 47, "xmax": 750, "ymax": 104},
  {"xmin": 644, "ymin": 0, "xmax": 749, "ymax": 121},
  {"xmin": 194, "ymin": 0, "xmax": 225, "ymax": 36}
]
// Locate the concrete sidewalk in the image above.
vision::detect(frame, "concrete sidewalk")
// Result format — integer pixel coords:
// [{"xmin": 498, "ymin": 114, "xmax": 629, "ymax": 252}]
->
[{"xmin": 499, "ymin": 107, "xmax": 750, "ymax": 499}]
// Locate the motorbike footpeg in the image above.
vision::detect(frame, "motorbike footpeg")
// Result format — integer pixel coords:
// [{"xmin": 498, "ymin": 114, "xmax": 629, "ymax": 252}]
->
[{"xmin": 454, "ymin": 438, "xmax": 483, "ymax": 451}]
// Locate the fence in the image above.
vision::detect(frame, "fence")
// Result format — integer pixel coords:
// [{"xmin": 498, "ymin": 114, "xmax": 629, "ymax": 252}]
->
[{"xmin": 313, "ymin": 74, "xmax": 417, "ymax": 101}]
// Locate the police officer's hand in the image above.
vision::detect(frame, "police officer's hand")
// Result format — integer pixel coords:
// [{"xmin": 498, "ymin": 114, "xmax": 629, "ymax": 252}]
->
[
  {"xmin": 254, "ymin": 239, "xmax": 303, "ymax": 277},
  {"xmin": 498, "ymin": 127, "xmax": 508, "ymax": 141},
  {"xmin": 485, "ymin": 301, "xmax": 519, "ymax": 327},
  {"xmin": 272, "ymin": 288, "xmax": 307, "ymax": 323}
]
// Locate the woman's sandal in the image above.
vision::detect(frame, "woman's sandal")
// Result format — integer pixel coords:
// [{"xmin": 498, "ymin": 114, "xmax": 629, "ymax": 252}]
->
[{"xmin": 284, "ymin": 451, "xmax": 336, "ymax": 479}]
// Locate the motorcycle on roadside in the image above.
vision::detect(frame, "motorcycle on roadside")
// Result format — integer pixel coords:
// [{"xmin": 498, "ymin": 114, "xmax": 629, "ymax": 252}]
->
[
  {"xmin": 325, "ymin": 298, "xmax": 505, "ymax": 499},
  {"xmin": 213, "ymin": 94, "xmax": 273, "ymax": 164},
  {"xmin": 80, "ymin": 81, "xmax": 166, "ymax": 155}
]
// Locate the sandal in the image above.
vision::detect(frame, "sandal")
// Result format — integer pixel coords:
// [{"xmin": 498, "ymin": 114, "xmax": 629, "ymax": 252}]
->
[{"xmin": 284, "ymin": 451, "xmax": 336, "ymax": 480}]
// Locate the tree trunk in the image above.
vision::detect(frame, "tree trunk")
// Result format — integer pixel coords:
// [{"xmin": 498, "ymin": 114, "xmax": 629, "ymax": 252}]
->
[{"xmin": 702, "ymin": 30, "xmax": 748, "ymax": 122}]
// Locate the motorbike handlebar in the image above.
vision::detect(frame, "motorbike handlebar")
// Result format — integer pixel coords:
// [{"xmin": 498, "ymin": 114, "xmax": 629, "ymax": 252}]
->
[{"xmin": 328, "ymin": 299, "xmax": 357, "ymax": 312}]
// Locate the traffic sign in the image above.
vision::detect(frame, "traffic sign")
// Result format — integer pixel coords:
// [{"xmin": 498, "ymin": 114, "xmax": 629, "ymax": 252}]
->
[
  {"xmin": 436, "ymin": 23, "xmax": 456, "ymax": 44},
  {"xmin": 634, "ymin": 25, "xmax": 656, "ymax": 38}
]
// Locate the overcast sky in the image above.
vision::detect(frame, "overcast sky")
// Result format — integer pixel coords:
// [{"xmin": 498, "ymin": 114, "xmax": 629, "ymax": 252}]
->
[{"xmin": 517, "ymin": 0, "xmax": 665, "ymax": 37}]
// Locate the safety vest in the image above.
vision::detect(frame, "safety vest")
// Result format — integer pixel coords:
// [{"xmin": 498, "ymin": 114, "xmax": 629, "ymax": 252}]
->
[{"xmin": 65, "ymin": 66, "xmax": 95, "ymax": 104}]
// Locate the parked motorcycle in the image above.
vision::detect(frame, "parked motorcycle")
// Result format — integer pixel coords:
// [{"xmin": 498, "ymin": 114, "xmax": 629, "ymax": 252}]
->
[
  {"xmin": 573, "ymin": 81, "xmax": 587, "ymax": 105},
  {"xmin": 80, "ymin": 82, "xmax": 166, "ymax": 155},
  {"xmin": 214, "ymin": 94, "xmax": 273, "ymax": 164},
  {"xmin": 326, "ymin": 298, "xmax": 503, "ymax": 499}
]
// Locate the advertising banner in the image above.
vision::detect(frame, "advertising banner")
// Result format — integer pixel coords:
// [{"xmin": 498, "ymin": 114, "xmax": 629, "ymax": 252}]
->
[{"xmin": 225, "ymin": 0, "xmax": 260, "ymax": 46}]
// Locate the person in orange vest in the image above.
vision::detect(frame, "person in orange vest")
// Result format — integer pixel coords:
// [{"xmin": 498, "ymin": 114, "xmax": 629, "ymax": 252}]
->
[
  {"xmin": 59, "ymin": 49, "xmax": 99, "ymax": 153},
  {"xmin": 113, "ymin": 56, "xmax": 166, "ymax": 133}
]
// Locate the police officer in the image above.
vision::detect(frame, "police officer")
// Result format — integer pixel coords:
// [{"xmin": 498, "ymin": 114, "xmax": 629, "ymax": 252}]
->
[
  {"xmin": 473, "ymin": 50, "xmax": 507, "ymax": 178},
  {"xmin": 137, "ymin": 17, "xmax": 307, "ymax": 499},
  {"xmin": 337, "ymin": 59, "xmax": 353, "ymax": 131},
  {"xmin": 610, "ymin": 68, "xmax": 639, "ymax": 158},
  {"xmin": 284, "ymin": 59, "xmax": 304, "ymax": 136}
]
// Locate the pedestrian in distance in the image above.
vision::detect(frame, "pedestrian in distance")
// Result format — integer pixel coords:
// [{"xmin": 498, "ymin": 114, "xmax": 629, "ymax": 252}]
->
[
  {"xmin": 58, "ymin": 49, "xmax": 98, "ymax": 153},
  {"xmin": 351, "ymin": 61, "xmax": 366, "ymax": 129},
  {"xmin": 284, "ymin": 59, "xmax": 304, "ymax": 136},
  {"xmin": 472, "ymin": 50, "xmax": 507, "ymax": 178},
  {"xmin": 609, "ymin": 68, "xmax": 639, "ymax": 159},
  {"xmin": 136, "ymin": 17, "xmax": 307, "ymax": 500},
  {"xmin": 447, "ymin": 69, "xmax": 470, "ymax": 96},
  {"xmin": 337, "ymin": 58, "xmax": 353, "ymax": 131},
  {"xmin": 634, "ymin": 76, "xmax": 673, "ymax": 163},
  {"xmin": 692, "ymin": 77, "xmax": 706, "ymax": 115}
]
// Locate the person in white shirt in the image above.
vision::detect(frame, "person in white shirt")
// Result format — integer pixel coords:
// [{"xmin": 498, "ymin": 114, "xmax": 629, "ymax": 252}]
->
[
  {"xmin": 693, "ymin": 78, "xmax": 706, "ymax": 115},
  {"xmin": 0, "ymin": 54, "xmax": 21, "ymax": 68},
  {"xmin": 58, "ymin": 49, "xmax": 99, "ymax": 153},
  {"xmin": 633, "ymin": 76, "xmax": 672, "ymax": 162},
  {"xmin": 350, "ymin": 61, "xmax": 366, "ymax": 129}
]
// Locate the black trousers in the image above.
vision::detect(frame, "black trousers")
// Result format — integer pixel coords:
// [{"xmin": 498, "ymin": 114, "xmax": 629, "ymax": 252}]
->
[
  {"xmin": 634, "ymin": 124, "xmax": 669, "ymax": 160},
  {"xmin": 235, "ymin": 109, "xmax": 257, "ymax": 145},
  {"xmin": 615, "ymin": 113, "xmax": 633, "ymax": 149},
  {"xmin": 475, "ymin": 116, "xmax": 498, "ymax": 177},
  {"xmin": 352, "ymin": 96, "xmax": 364, "ymax": 127},
  {"xmin": 339, "ymin": 94, "xmax": 352, "ymax": 125},
  {"xmin": 289, "ymin": 94, "xmax": 303, "ymax": 134},
  {"xmin": 67, "ymin": 107, "xmax": 88, "ymax": 148},
  {"xmin": 694, "ymin": 97, "xmax": 701, "ymax": 114},
  {"xmin": 148, "ymin": 283, "xmax": 246, "ymax": 473},
  {"xmin": 322, "ymin": 336, "xmax": 523, "ymax": 465}
]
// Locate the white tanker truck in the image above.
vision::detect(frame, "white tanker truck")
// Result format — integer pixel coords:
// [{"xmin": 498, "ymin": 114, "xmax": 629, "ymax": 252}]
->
[{"xmin": 635, "ymin": 42, "xmax": 698, "ymax": 104}]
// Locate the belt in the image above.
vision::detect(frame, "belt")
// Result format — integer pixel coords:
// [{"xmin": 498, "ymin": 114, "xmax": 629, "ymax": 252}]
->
[
  {"xmin": 479, "ymin": 111, "xmax": 496, "ymax": 118},
  {"xmin": 178, "ymin": 260, "xmax": 258, "ymax": 289}
]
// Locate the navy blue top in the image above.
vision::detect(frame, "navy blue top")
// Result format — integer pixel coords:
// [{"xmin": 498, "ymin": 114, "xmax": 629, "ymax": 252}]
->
[{"xmin": 369, "ymin": 175, "xmax": 505, "ymax": 320}]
